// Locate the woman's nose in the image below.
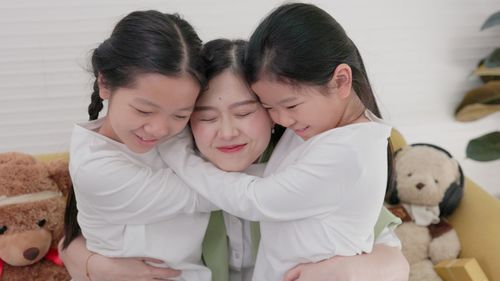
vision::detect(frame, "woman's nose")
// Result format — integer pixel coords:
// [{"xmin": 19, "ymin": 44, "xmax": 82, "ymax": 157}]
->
[{"xmin": 218, "ymin": 118, "xmax": 239, "ymax": 140}]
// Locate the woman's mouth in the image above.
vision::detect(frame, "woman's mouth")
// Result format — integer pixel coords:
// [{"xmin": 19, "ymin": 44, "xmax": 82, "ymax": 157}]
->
[{"xmin": 216, "ymin": 144, "xmax": 247, "ymax": 153}]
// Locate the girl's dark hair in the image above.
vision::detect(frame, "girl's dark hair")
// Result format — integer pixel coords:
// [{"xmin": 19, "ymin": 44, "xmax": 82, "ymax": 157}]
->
[
  {"xmin": 245, "ymin": 3, "xmax": 393, "ymax": 191},
  {"xmin": 246, "ymin": 3, "xmax": 380, "ymax": 116},
  {"xmin": 63, "ymin": 10, "xmax": 205, "ymax": 249}
]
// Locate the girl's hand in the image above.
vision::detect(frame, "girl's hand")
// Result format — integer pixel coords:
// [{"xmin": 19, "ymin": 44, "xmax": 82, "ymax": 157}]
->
[
  {"xmin": 87, "ymin": 255, "xmax": 181, "ymax": 281},
  {"xmin": 283, "ymin": 244, "xmax": 409, "ymax": 281},
  {"xmin": 59, "ymin": 236, "xmax": 181, "ymax": 281},
  {"xmin": 283, "ymin": 257, "xmax": 343, "ymax": 281}
]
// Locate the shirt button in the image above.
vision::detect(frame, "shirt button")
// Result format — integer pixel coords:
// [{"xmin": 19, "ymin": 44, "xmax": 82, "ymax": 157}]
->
[{"xmin": 234, "ymin": 253, "xmax": 240, "ymax": 259}]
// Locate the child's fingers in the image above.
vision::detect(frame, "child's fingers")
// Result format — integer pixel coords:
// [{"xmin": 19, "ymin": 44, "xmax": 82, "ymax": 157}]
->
[
  {"xmin": 140, "ymin": 257, "xmax": 164, "ymax": 264},
  {"xmin": 150, "ymin": 267, "xmax": 181, "ymax": 278}
]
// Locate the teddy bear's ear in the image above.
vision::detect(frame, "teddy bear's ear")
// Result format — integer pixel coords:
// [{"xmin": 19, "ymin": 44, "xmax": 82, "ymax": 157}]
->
[
  {"xmin": 393, "ymin": 146, "xmax": 412, "ymax": 161},
  {"xmin": 46, "ymin": 160, "xmax": 71, "ymax": 196}
]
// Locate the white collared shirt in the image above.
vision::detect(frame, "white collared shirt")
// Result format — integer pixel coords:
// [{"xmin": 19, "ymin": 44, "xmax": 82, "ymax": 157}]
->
[{"xmin": 70, "ymin": 119, "xmax": 214, "ymax": 281}]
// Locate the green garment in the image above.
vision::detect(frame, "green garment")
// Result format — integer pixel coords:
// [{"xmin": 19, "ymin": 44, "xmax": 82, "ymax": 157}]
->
[{"xmin": 201, "ymin": 207, "xmax": 401, "ymax": 281}]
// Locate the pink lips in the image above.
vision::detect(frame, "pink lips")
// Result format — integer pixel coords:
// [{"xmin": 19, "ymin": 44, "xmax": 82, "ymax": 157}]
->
[
  {"xmin": 216, "ymin": 144, "xmax": 247, "ymax": 153},
  {"xmin": 294, "ymin": 126, "xmax": 310, "ymax": 137},
  {"xmin": 136, "ymin": 135, "xmax": 159, "ymax": 147}
]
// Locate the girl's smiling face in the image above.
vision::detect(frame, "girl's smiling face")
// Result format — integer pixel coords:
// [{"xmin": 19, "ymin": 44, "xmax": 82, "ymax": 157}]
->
[
  {"xmin": 190, "ymin": 70, "xmax": 273, "ymax": 172},
  {"xmin": 98, "ymin": 73, "xmax": 200, "ymax": 154}
]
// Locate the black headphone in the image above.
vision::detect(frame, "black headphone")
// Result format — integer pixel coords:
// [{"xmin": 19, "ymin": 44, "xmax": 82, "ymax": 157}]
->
[{"xmin": 388, "ymin": 143, "xmax": 464, "ymax": 217}]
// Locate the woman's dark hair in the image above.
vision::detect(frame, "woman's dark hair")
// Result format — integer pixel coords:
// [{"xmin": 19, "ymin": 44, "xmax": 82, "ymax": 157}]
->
[
  {"xmin": 245, "ymin": 3, "xmax": 394, "ymax": 191},
  {"xmin": 63, "ymin": 10, "xmax": 205, "ymax": 249},
  {"xmin": 200, "ymin": 38, "xmax": 285, "ymax": 162},
  {"xmin": 201, "ymin": 39, "xmax": 247, "ymax": 81}
]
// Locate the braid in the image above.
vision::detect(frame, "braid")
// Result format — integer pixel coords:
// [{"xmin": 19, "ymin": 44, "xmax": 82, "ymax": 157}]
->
[{"xmin": 88, "ymin": 79, "xmax": 103, "ymax": 121}]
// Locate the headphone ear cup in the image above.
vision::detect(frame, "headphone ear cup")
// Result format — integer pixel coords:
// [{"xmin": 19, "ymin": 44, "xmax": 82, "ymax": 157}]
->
[
  {"xmin": 388, "ymin": 180, "xmax": 400, "ymax": 205},
  {"xmin": 439, "ymin": 164, "xmax": 465, "ymax": 217}
]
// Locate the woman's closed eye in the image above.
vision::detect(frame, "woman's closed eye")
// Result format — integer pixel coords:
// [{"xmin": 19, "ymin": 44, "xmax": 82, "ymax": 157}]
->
[
  {"xmin": 197, "ymin": 116, "xmax": 217, "ymax": 122},
  {"xmin": 234, "ymin": 110, "xmax": 255, "ymax": 118}
]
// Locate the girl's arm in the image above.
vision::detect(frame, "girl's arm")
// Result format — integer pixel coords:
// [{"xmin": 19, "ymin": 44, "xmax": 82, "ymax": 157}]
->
[
  {"xmin": 160, "ymin": 130, "xmax": 385, "ymax": 224},
  {"xmin": 73, "ymin": 153, "xmax": 215, "ymax": 225},
  {"xmin": 283, "ymin": 244, "xmax": 409, "ymax": 281},
  {"xmin": 58, "ymin": 236, "xmax": 181, "ymax": 281},
  {"xmin": 284, "ymin": 209, "xmax": 407, "ymax": 281}
]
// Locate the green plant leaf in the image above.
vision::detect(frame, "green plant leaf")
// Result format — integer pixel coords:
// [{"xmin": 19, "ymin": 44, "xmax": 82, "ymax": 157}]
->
[
  {"xmin": 485, "ymin": 48, "xmax": 500, "ymax": 68},
  {"xmin": 466, "ymin": 131, "xmax": 500, "ymax": 161},
  {"xmin": 481, "ymin": 11, "xmax": 500, "ymax": 30}
]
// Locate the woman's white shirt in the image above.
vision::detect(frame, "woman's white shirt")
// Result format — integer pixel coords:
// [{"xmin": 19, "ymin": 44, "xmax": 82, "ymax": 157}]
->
[{"xmin": 70, "ymin": 119, "xmax": 214, "ymax": 281}]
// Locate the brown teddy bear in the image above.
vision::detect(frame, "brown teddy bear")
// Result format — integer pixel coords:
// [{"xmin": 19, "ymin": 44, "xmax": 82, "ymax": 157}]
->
[
  {"xmin": 387, "ymin": 144, "xmax": 464, "ymax": 281},
  {"xmin": 0, "ymin": 152, "xmax": 71, "ymax": 281}
]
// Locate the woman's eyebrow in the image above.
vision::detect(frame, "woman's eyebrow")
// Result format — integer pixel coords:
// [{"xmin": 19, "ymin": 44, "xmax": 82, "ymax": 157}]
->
[
  {"xmin": 228, "ymin": 100, "xmax": 257, "ymax": 110},
  {"xmin": 193, "ymin": 105, "xmax": 217, "ymax": 111}
]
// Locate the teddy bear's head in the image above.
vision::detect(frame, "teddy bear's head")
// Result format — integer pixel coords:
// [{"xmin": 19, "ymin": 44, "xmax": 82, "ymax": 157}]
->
[
  {"xmin": 388, "ymin": 144, "xmax": 464, "ymax": 217},
  {"xmin": 0, "ymin": 152, "xmax": 70, "ymax": 267}
]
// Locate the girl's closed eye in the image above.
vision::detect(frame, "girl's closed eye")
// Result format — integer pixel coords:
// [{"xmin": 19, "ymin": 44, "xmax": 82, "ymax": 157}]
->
[
  {"xmin": 133, "ymin": 106, "xmax": 153, "ymax": 115},
  {"xmin": 286, "ymin": 103, "xmax": 301, "ymax": 110},
  {"xmin": 174, "ymin": 115, "xmax": 189, "ymax": 120}
]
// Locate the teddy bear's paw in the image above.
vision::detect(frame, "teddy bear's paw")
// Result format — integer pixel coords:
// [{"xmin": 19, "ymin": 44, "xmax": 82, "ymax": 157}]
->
[
  {"xmin": 396, "ymin": 222, "xmax": 431, "ymax": 264},
  {"xmin": 429, "ymin": 229, "xmax": 461, "ymax": 264},
  {"xmin": 409, "ymin": 260, "xmax": 443, "ymax": 281}
]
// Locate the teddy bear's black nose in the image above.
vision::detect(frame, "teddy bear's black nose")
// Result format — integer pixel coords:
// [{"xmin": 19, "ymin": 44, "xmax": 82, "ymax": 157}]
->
[
  {"xmin": 416, "ymin": 183, "xmax": 425, "ymax": 190},
  {"xmin": 23, "ymin": 247, "xmax": 40, "ymax": 260}
]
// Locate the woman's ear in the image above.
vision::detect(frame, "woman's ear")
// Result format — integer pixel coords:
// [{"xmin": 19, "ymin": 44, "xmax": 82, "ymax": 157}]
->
[
  {"xmin": 97, "ymin": 73, "xmax": 111, "ymax": 100},
  {"xmin": 327, "ymin": 63, "xmax": 352, "ymax": 99}
]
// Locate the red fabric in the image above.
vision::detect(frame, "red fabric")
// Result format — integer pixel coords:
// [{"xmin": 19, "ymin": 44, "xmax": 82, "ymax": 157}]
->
[
  {"xmin": 45, "ymin": 248, "xmax": 64, "ymax": 266},
  {"xmin": 0, "ymin": 248, "xmax": 63, "ymax": 278}
]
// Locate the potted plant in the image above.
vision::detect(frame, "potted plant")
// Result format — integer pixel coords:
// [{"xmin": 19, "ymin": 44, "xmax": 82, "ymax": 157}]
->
[{"xmin": 455, "ymin": 11, "xmax": 500, "ymax": 162}]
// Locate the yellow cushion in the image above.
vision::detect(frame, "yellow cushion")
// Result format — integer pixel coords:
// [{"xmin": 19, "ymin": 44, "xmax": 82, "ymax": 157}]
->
[
  {"xmin": 390, "ymin": 129, "xmax": 500, "ymax": 281},
  {"xmin": 35, "ymin": 152, "xmax": 69, "ymax": 162},
  {"xmin": 390, "ymin": 129, "xmax": 407, "ymax": 151},
  {"xmin": 448, "ymin": 179, "xmax": 500, "ymax": 280}
]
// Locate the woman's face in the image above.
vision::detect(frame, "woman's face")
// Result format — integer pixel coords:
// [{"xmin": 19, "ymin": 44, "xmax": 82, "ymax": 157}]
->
[{"xmin": 190, "ymin": 70, "xmax": 273, "ymax": 172}]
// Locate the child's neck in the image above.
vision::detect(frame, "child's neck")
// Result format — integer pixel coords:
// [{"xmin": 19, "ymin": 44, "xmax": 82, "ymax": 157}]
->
[{"xmin": 338, "ymin": 95, "xmax": 369, "ymax": 126}]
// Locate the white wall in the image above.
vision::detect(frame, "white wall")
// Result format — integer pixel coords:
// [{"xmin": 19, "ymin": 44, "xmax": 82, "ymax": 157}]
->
[{"xmin": 1, "ymin": 0, "xmax": 499, "ymax": 196}]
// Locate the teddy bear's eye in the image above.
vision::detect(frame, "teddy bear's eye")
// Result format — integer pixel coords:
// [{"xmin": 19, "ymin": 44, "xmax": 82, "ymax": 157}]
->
[
  {"xmin": 407, "ymin": 173, "xmax": 412, "ymax": 177},
  {"xmin": 37, "ymin": 219, "xmax": 47, "ymax": 227},
  {"xmin": 0, "ymin": 225, "xmax": 7, "ymax": 235},
  {"xmin": 434, "ymin": 179, "xmax": 439, "ymax": 184}
]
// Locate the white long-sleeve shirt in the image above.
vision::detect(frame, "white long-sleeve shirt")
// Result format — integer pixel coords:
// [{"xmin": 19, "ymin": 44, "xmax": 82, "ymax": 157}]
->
[
  {"xmin": 70, "ymin": 119, "xmax": 214, "ymax": 281},
  {"xmin": 159, "ymin": 115, "xmax": 392, "ymax": 281}
]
